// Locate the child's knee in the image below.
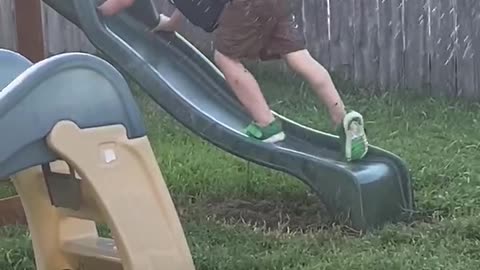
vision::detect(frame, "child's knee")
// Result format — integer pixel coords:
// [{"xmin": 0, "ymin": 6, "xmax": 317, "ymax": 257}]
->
[
  {"xmin": 316, "ymin": 64, "xmax": 330, "ymax": 79},
  {"xmin": 296, "ymin": 60, "xmax": 332, "ymax": 88},
  {"xmin": 98, "ymin": 0, "xmax": 135, "ymax": 15},
  {"xmin": 214, "ymin": 50, "xmax": 241, "ymax": 69},
  {"xmin": 120, "ymin": 0, "xmax": 135, "ymax": 8},
  {"xmin": 303, "ymin": 56, "xmax": 331, "ymax": 83},
  {"xmin": 111, "ymin": 0, "xmax": 135, "ymax": 9},
  {"xmin": 213, "ymin": 50, "xmax": 224, "ymax": 65},
  {"xmin": 312, "ymin": 66, "xmax": 332, "ymax": 87}
]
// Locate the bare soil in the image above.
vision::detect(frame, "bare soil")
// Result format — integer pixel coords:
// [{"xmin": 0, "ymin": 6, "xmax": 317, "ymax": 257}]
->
[{"xmin": 179, "ymin": 195, "xmax": 332, "ymax": 232}]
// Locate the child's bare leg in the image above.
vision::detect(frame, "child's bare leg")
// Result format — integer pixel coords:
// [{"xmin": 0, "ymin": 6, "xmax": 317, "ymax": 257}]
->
[
  {"xmin": 284, "ymin": 49, "xmax": 368, "ymax": 160},
  {"xmin": 283, "ymin": 49, "xmax": 346, "ymax": 127},
  {"xmin": 98, "ymin": 0, "xmax": 135, "ymax": 16},
  {"xmin": 214, "ymin": 50, "xmax": 275, "ymax": 127}
]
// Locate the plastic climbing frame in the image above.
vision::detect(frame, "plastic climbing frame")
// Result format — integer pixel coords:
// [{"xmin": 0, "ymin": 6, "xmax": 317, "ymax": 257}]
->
[{"xmin": 0, "ymin": 49, "xmax": 195, "ymax": 270}]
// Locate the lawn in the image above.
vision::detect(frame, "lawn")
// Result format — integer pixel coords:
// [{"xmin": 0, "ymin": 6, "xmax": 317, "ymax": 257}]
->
[{"xmin": 1, "ymin": 69, "xmax": 480, "ymax": 269}]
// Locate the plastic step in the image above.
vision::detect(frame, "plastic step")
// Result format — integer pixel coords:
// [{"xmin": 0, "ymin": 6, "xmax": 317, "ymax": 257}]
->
[{"xmin": 62, "ymin": 237, "xmax": 121, "ymax": 264}]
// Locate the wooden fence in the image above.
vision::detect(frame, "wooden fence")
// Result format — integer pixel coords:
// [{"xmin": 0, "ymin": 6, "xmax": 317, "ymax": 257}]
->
[
  {"xmin": 0, "ymin": 1, "xmax": 96, "ymax": 54},
  {"xmin": 1, "ymin": 0, "xmax": 480, "ymax": 99}
]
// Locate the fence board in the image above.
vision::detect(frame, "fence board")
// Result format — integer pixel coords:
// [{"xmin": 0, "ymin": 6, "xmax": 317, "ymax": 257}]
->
[
  {"xmin": 0, "ymin": 0, "xmax": 17, "ymax": 50},
  {"xmin": 41, "ymin": 4, "xmax": 95, "ymax": 55},
  {"xmin": 429, "ymin": 0, "xmax": 457, "ymax": 97},
  {"xmin": 456, "ymin": 0, "xmax": 478, "ymax": 98},
  {"xmin": 378, "ymin": 0, "xmax": 404, "ymax": 90},
  {"xmin": 302, "ymin": 0, "xmax": 330, "ymax": 67},
  {"xmin": 473, "ymin": 5, "xmax": 480, "ymax": 100},
  {"xmin": 404, "ymin": 0, "xmax": 430, "ymax": 93},
  {"xmin": 329, "ymin": 0, "xmax": 355, "ymax": 81},
  {"xmin": 3, "ymin": 0, "xmax": 480, "ymax": 99},
  {"xmin": 353, "ymin": 0, "xmax": 379, "ymax": 90}
]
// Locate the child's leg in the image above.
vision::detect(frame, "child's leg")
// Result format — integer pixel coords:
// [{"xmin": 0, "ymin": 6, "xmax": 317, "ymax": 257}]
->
[
  {"xmin": 213, "ymin": 51, "xmax": 275, "ymax": 127},
  {"xmin": 97, "ymin": 0, "xmax": 135, "ymax": 16},
  {"xmin": 283, "ymin": 50, "xmax": 368, "ymax": 161},
  {"xmin": 212, "ymin": 0, "xmax": 285, "ymax": 142},
  {"xmin": 259, "ymin": 0, "xmax": 368, "ymax": 160},
  {"xmin": 283, "ymin": 50, "xmax": 346, "ymax": 127}
]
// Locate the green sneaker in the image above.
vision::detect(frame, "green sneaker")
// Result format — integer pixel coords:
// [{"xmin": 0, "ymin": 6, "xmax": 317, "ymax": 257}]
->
[
  {"xmin": 337, "ymin": 111, "xmax": 368, "ymax": 161},
  {"xmin": 245, "ymin": 118, "xmax": 286, "ymax": 143}
]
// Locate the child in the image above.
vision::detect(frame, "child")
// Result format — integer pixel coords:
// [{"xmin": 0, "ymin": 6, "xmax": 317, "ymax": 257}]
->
[{"xmin": 98, "ymin": 0, "xmax": 368, "ymax": 161}]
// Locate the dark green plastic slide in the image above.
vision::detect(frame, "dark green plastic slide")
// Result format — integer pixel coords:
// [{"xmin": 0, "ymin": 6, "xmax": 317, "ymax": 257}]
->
[{"xmin": 41, "ymin": 0, "xmax": 415, "ymax": 230}]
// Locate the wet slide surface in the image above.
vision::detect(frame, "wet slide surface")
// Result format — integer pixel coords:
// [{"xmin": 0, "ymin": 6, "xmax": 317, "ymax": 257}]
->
[{"xmin": 42, "ymin": 0, "xmax": 414, "ymax": 230}]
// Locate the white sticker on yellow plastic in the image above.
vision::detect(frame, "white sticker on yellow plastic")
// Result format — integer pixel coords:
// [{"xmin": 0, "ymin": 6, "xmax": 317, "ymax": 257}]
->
[{"xmin": 104, "ymin": 149, "xmax": 117, "ymax": 163}]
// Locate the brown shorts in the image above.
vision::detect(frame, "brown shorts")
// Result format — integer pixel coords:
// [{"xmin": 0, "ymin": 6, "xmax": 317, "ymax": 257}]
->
[{"xmin": 213, "ymin": 0, "xmax": 306, "ymax": 61}]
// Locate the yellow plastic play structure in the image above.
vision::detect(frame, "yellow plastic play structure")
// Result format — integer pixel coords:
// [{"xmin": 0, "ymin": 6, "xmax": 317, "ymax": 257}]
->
[{"xmin": 0, "ymin": 49, "xmax": 195, "ymax": 270}]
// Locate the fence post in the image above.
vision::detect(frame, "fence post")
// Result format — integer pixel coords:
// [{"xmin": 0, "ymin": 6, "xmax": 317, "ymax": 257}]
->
[
  {"xmin": 0, "ymin": 0, "xmax": 44, "ymax": 227},
  {"xmin": 14, "ymin": 0, "xmax": 45, "ymax": 62}
]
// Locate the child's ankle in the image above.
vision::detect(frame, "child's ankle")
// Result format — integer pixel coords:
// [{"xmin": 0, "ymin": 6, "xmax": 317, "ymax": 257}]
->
[
  {"xmin": 329, "ymin": 106, "xmax": 346, "ymax": 125},
  {"xmin": 255, "ymin": 117, "xmax": 276, "ymax": 127},
  {"xmin": 331, "ymin": 113, "xmax": 345, "ymax": 128}
]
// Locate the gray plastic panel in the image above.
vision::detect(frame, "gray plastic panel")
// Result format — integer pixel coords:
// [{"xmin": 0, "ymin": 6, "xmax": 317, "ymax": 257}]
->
[
  {"xmin": 0, "ymin": 52, "xmax": 146, "ymax": 180},
  {"xmin": 43, "ymin": 0, "xmax": 414, "ymax": 230},
  {"xmin": 0, "ymin": 49, "xmax": 33, "ymax": 90}
]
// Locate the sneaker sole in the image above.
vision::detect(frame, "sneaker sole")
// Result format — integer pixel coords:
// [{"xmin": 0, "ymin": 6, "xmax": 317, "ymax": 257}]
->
[{"xmin": 262, "ymin": 132, "xmax": 286, "ymax": 143}]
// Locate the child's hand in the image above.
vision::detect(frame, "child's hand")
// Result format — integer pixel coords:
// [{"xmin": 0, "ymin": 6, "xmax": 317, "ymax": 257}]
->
[
  {"xmin": 151, "ymin": 14, "xmax": 177, "ymax": 32},
  {"xmin": 151, "ymin": 10, "xmax": 184, "ymax": 33}
]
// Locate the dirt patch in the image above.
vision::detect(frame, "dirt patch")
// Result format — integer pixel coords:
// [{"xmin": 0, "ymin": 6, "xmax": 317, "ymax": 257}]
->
[
  {"xmin": 181, "ymin": 194, "xmax": 333, "ymax": 232},
  {"xmin": 0, "ymin": 196, "xmax": 27, "ymax": 227}
]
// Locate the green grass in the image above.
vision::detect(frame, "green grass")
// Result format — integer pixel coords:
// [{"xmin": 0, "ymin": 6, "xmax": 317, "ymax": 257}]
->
[
  {"xmin": 2, "ymin": 70, "xmax": 480, "ymax": 269},
  {"xmin": 0, "ymin": 184, "xmax": 15, "ymax": 199}
]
